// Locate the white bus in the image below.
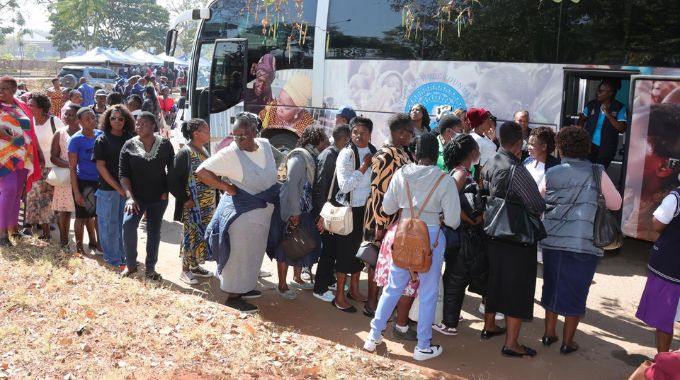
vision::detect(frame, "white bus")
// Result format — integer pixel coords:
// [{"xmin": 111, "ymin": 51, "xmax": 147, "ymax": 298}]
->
[{"xmin": 166, "ymin": 0, "xmax": 680, "ymax": 242}]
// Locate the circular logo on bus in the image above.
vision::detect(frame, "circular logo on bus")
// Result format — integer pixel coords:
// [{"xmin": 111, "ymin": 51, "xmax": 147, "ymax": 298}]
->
[{"xmin": 405, "ymin": 82, "xmax": 466, "ymax": 127}]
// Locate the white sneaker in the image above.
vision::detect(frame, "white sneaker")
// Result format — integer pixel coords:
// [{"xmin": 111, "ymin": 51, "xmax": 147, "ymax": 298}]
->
[
  {"xmin": 413, "ymin": 345, "xmax": 443, "ymax": 361},
  {"xmin": 329, "ymin": 283, "xmax": 349, "ymax": 292},
  {"xmin": 479, "ymin": 302, "xmax": 485, "ymax": 314},
  {"xmin": 300, "ymin": 267, "xmax": 312, "ymax": 282},
  {"xmin": 259, "ymin": 270, "xmax": 272, "ymax": 278},
  {"xmin": 180, "ymin": 271, "xmax": 198, "ymax": 285},
  {"xmin": 363, "ymin": 335, "xmax": 383, "ymax": 352},
  {"xmin": 313, "ymin": 290, "xmax": 334, "ymax": 303},
  {"xmin": 495, "ymin": 312, "xmax": 505, "ymax": 321}
]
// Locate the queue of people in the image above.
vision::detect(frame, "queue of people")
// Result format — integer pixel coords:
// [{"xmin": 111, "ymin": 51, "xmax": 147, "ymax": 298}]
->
[{"xmin": 2, "ymin": 73, "xmax": 678, "ymax": 365}]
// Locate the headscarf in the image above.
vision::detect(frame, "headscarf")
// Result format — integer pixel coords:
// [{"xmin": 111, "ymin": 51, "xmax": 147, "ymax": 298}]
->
[{"xmin": 282, "ymin": 74, "xmax": 312, "ymax": 107}]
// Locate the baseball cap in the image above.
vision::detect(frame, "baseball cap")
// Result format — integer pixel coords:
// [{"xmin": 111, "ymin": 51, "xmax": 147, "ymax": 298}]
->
[
  {"xmin": 336, "ymin": 106, "xmax": 357, "ymax": 121},
  {"xmin": 95, "ymin": 89, "xmax": 108, "ymax": 97}
]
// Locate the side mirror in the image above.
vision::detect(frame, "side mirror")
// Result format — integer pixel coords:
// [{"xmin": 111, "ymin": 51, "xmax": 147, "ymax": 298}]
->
[
  {"xmin": 165, "ymin": 29, "xmax": 178, "ymax": 56},
  {"xmin": 192, "ymin": 8, "xmax": 211, "ymax": 20}
]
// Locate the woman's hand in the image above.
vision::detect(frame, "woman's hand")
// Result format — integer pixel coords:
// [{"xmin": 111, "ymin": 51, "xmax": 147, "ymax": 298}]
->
[
  {"xmin": 183, "ymin": 199, "xmax": 195, "ymax": 209},
  {"xmin": 290, "ymin": 215, "xmax": 301, "ymax": 226},
  {"xmin": 223, "ymin": 183, "xmax": 237, "ymax": 196},
  {"xmin": 74, "ymin": 193, "xmax": 86, "ymax": 207},
  {"xmin": 359, "ymin": 153, "xmax": 373, "ymax": 174},
  {"xmin": 125, "ymin": 198, "xmax": 140, "ymax": 215},
  {"xmin": 316, "ymin": 218, "xmax": 325, "ymax": 233},
  {"xmin": 374, "ymin": 228, "xmax": 386, "ymax": 242}
]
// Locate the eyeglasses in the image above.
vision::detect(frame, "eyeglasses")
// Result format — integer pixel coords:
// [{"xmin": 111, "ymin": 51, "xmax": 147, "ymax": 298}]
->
[{"xmin": 110, "ymin": 116, "xmax": 125, "ymax": 121}]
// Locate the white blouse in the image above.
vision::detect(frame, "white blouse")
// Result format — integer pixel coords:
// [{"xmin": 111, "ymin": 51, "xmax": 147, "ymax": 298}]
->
[
  {"xmin": 34, "ymin": 116, "xmax": 64, "ymax": 168},
  {"xmin": 336, "ymin": 146, "xmax": 372, "ymax": 207},
  {"xmin": 198, "ymin": 137, "xmax": 268, "ymax": 183}
]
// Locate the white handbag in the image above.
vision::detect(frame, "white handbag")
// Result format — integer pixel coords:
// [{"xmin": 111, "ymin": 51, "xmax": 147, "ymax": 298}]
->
[
  {"xmin": 319, "ymin": 169, "xmax": 353, "ymax": 235},
  {"xmin": 45, "ymin": 167, "xmax": 71, "ymax": 187}
]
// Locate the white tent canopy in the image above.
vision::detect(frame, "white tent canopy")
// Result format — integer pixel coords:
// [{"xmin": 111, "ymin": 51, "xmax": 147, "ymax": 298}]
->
[
  {"xmin": 127, "ymin": 49, "xmax": 164, "ymax": 65},
  {"xmin": 59, "ymin": 47, "xmax": 140, "ymax": 65},
  {"xmin": 156, "ymin": 53, "xmax": 189, "ymax": 66}
]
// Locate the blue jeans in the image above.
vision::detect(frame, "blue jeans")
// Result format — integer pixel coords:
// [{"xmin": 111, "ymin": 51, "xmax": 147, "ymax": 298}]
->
[
  {"xmin": 122, "ymin": 199, "xmax": 168, "ymax": 273},
  {"xmin": 96, "ymin": 190, "xmax": 126, "ymax": 266},
  {"xmin": 368, "ymin": 226, "xmax": 445, "ymax": 350}
]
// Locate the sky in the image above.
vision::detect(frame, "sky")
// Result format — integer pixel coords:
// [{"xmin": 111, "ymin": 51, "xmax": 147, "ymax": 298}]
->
[{"xmin": 23, "ymin": 0, "xmax": 178, "ymax": 34}]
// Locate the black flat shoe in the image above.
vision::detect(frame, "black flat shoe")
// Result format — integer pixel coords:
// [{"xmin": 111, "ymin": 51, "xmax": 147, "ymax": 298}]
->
[
  {"xmin": 501, "ymin": 345, "xmax": 537, "ymax": 358},
  {"xmin": 541, "ymin": 335, "xmax": 559, "ymax": 346},
  {"xmin": 481, "ymin": 327, "xmax": 507, "ymax": 340},
  {"xmin": 332, "ymin": 299, "xmax": 357, "ymax": 313},
  {"xmin": 560, "ymin": 342, "xmax": 579, "ymax": 355},
  {"xmin": 362, "ymin": 305, "xmax": 375, "ymax": 318}
]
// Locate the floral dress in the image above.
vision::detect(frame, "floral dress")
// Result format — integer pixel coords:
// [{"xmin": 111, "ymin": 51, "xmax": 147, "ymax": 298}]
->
[
  {"xmin": 51, "ymin": 128, "xmax": 75, "ymax": 213},
  {"xmin": 180, "ymin": 148, "xmax": 216, "ymax": 267}
]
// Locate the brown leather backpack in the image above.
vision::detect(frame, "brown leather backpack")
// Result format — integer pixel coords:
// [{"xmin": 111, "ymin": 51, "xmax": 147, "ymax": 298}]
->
[{"xmin": 392, "ymin": 173, "xmax": 446, "ymax": 281}]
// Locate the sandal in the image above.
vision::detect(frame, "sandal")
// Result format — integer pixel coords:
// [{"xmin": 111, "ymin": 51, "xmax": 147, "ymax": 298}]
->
[
  {"xmin": 38, "ymin": 234, "xmax": 51, "ymax": 241},
  {"xmin": 362, "ymin": 305, "xmax": 375, "ymax": 318},
  {"xmin": 89, "ymin": 243, "xmax": 102, "ymax": 254},
  {"xmin": 432, "ymin": 323, "xmax": 458, "ymax": 336}
]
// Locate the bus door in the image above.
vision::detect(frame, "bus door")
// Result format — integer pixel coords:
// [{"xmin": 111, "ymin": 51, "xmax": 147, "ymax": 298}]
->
[
  {"xmin": 207, "ymin": 38, "xmax": 248, "ymax": 143},
  {"xmin": 561, "ymin": 68, "xmax": 639, "ymax": 190},
  {"xmin": 621, "ymin": 75, "xmax": 680, "ymax": 242}
]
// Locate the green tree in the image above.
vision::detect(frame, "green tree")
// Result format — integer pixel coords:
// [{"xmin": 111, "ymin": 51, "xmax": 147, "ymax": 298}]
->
[
  {"xmin": 49, "ymin": 0, "xmax": 169, "ymax": 53},
  {"xmin": 0, "ymin": 0, "xmax": 19, "ymax": 46}
]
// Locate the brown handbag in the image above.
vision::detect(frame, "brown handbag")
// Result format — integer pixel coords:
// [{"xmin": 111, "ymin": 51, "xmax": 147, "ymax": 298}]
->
[{"xmin": 392, "ymin": 173, "xmax": 446, "ymax": 281}]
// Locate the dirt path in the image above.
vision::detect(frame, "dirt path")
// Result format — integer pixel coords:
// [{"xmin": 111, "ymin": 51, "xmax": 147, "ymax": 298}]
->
[{"xmin": 56, "ymin": 197, "xmax": 678, "ymax": 379}]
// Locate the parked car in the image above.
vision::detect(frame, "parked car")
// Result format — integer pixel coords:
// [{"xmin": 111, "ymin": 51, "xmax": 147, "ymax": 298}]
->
[{"xmin": 58, "ymin": 66, "xmax": 119, "ymax": 90}]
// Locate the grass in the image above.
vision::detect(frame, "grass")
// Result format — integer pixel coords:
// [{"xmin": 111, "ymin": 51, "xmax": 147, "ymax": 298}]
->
[{"xmin": 0, "ymin": 239, "xmax": 444, "ymax": 379}]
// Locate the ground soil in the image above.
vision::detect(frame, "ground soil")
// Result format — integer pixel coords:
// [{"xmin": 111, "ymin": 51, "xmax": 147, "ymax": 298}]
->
[
  {"xmin": 28, "ymin": 197, "xmax": 674, "ymax": 379},
  {"xmin": 4, "ymin": 183, "xmax": 679, "ymax": 379}
]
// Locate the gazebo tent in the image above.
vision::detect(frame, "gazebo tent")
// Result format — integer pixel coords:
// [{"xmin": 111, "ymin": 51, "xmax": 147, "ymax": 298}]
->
[
  {"xmin": 58, "ymin": 47, "xmax": 140, "ymax": 65},
  {"xmin": 128, "ymin": 49, "xmax": 164, "ymax": 65},
  {"xmin": 156, "ymin": 53, "xmax": 189, "ymax": 66}
]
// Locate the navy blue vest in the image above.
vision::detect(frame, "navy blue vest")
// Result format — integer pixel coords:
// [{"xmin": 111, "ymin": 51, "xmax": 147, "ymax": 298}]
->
[
  {"xmin": 648, "ymin": 188, "xmax": 680, "ymax": 284},
  {"xmin": 584, "ymin": 99, "xmax": 624, "ymax": 163}
]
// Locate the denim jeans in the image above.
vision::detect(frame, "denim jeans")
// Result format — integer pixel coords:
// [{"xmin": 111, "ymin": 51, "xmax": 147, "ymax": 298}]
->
[
  {"xmin": 96, "ymin": 189, "xmax": 126, "ymax": 266},
  {"xmin": 368, "ymin": 226, "xmax": 446, "ymax": 350},
  {"xmin": 122, "ymin": 199, "xmax": 168, "ymax": 273}
]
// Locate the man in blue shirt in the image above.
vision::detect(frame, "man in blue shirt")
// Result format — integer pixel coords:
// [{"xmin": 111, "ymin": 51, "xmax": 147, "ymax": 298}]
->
[
  {"xmin": 578, "ymin": 80, "xmax": 627, "ymax": 168},
  {"xmin": 77, "ymin": 77, "xmax": 95, "ymax": 107}
]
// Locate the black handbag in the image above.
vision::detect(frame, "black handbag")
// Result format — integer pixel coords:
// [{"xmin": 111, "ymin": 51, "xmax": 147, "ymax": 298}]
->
[
  {"xmin": 279, "ymin": 223, "xmax": 317, "ymax": 261},
  {"xmin": 592, "ymin": 165, "xmax": 624, "ymax": 250},
  {"xmin": 356, "ymin": 241, "xmax": 379, "ymax": 268},
  {"xmin": 483, "ymin": 165, "xmax": 547, "ymax": 245}
]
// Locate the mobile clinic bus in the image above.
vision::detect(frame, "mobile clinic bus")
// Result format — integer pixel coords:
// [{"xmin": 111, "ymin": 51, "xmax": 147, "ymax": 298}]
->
[{"xmin": 166, "ymin": 0, "xmax": 680, "ymax": 242}]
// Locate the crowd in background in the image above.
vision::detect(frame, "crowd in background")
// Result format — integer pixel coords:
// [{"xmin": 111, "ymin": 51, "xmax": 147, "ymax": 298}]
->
[{"xmin": 2, "ymin": 72, "xmax": 679, "ymax": 364}]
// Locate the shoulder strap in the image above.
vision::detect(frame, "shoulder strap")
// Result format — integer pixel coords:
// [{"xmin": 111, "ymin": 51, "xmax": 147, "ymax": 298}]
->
[
  {"xmin": 506, "ymin": 164, "xmax": 517, "ymax": 196},
  {"xmin": 327, "ymin": 169, "xmax": 337, "ymax": 202},
  {"xmin": 592, "ymin": 164, "xmax": 602, "ymax": 194},
  {"xmin": 50, "ymin": 116, "xmax": 56, "ymax": 134},
  {"xmin": 406, "ymin": 173, "xmax": 447, "ymax": 219},
  {"xmin": 671, "ymin": 189, "xmax": 680, "ymax": 218}
]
